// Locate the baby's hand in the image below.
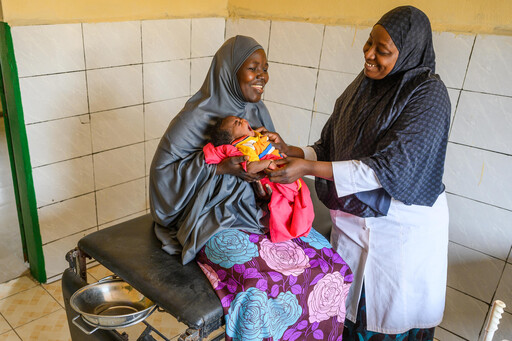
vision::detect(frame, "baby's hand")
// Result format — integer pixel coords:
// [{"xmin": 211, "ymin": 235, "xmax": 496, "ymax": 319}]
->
[
  {"xmin": 254, "ymin": 126, "xmax": 269, "ymax": 134},
  {"xmin": 266, "ymin": 160, "xmax": 277, "ymax": 170}
]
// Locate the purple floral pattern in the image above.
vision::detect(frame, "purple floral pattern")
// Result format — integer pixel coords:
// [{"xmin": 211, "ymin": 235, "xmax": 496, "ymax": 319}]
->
[{"xmin": 197, "ymin": 228, "xmax": 353, "ymax": 341}]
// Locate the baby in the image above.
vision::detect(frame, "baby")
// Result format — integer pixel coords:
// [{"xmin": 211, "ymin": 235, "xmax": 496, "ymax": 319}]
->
[
  {"xmin": 209, "ymin": 115, "xmax": 281, "ymax": 173},
  {"xmin": 203, "ymin": 115, "xmax": 314, "ymax": 243}
]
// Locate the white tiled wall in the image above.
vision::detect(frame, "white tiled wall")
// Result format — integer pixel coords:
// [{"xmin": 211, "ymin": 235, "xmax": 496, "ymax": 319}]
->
[
  {"xmin": 11, "ymin": 18, "xmax": 219, "ymax": 281},
  {"xmin": 12, "ymin": 17, "xmax": 512, "ymax": 339}
]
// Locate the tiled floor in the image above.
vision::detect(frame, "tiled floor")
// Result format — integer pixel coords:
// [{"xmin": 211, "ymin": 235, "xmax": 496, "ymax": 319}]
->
[{"xmin": 0, "ymin": 264, "xmax": 225, "ymax": 341}]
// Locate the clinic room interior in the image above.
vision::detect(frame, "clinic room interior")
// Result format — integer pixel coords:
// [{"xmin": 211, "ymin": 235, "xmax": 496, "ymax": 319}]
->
[{"xmin": 0, "ymin": 0, "xmax": 510, "ymax": 340}]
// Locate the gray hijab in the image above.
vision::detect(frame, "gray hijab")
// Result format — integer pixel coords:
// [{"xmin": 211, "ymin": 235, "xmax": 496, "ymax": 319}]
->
[{"xmin": 149, "ymin": 35, "xmax": 274, "ymax": 264}]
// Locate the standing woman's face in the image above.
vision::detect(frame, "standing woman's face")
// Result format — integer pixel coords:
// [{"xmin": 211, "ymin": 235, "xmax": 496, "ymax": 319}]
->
[
  {"xmin": 363, "ymin": 24, "xmax": 399, "ymax": 80},
  {"xmin": 237, "ymin": 49, "xmax": 269, "ymax": 103}
]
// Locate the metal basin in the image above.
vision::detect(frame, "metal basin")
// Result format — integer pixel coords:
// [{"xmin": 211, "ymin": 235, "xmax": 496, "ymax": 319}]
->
[{"xmin": 70, "ymin": 276, "xmax": 156, "ymax": 330}]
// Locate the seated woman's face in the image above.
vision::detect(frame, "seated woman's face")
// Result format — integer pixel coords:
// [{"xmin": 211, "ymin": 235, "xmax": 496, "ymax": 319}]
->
[
  {"xmin": 363, "ymin": 24, "xmax": 399, "ymax": 80},
  {"xmin": 236, "ymin": 49, "xmax": 269, "ymax": 103}
]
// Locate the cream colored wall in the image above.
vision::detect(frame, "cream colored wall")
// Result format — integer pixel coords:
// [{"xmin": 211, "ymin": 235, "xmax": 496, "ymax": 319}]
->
[
  {"xmin": 0, "ymin": 0, "xmax": 228, "ymax": 26},
  {"xmin": 228, "ymin": 0, "xmax": 512, "ymax": 35},
  {"xmin": 1, "ymin": 0, "xmax": 511, "ymax": 35}
]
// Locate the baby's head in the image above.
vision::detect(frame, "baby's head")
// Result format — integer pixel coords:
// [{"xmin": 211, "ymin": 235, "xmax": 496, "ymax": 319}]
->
[{"xmin": 210, "ymin": 115, "xmax": 255, "ymax": 147}]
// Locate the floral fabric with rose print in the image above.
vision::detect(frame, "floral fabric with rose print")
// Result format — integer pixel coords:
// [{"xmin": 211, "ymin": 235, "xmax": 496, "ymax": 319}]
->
[{"xmin": 196, "ymin": 228, "xmax": 353, "ymax": 341}]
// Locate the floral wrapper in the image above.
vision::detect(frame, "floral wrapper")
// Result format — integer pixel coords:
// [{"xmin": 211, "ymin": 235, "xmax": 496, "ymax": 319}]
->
[{"xmin": 196, "ymin": 228, "xmax": 353, "ymax": 341}]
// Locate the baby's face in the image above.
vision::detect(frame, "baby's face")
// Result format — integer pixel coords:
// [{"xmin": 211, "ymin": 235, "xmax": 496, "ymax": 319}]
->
[{"xmin": 221, "ymin": 116, "xmax": 255, "ymax": 140}]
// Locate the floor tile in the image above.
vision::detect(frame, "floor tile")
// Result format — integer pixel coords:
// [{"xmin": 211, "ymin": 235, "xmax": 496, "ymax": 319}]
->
[
  {"xmin": 116, "ymin": 308, "xmax": 187, "ymax": 340},
  {"xmin": 144, "ymin": 309, "xmax": 187, "ymax": 338},
  {"xmin": 0, "ymin": 286, "xmax": 61, "ymax": 328},
  {"xmin": 205, "ymin": 326, "xmax": 225, "ymax": 340},
  {"xmin": 0, "ymin": 277, "xmax": 37, "ymax": 301},
  {"xmin": 0, "ymin": 330, "xmax": 21, "ymax": 340},
  {"xmin": 86, "ymin": 264, "xmax": 113, "ymax": 282},
  {"xmin": 42, "ymin": 280, "xmax": 64, "ymax": 308},
  {"xmin": 15, "ymin": 309, "xmax": 70, "ymax": 341},
  {"xmin": 0, "ymin": 314, "xmax": 11, "ymax": 335}
]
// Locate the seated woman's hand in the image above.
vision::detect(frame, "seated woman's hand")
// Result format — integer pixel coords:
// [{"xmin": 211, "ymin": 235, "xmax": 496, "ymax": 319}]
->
[
  {"xmin": 252, "ymin": 180, "xmax": 273, "ymax": 201},
  {"xmin": 265, "ymin": 157, "xmax": 310, "ymax": 184},
  {"xmin": 215, "ymin": 155, "xmax": 264, "ymax": 182}
]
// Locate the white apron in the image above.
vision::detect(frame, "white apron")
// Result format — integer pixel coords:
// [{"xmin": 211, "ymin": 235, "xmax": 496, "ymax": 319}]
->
[{"xmin": 330, "ymin": 192, "xmax": 449, "ymax": 334}]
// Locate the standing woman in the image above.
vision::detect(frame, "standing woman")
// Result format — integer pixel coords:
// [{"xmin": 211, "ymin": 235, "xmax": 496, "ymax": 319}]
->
[{"xmin": 266, "ymin": 6, "xmax": 450, "ymax": 340}]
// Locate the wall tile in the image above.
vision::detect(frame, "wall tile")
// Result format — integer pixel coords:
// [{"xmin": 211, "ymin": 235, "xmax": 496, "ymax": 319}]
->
[
  {"xmin": 264, "ymin": 63, "xmax": 317, "ymax": 110},
  {"xmin": 11, "ymin": 24, "xmax": 84, "ymax": 77},
  {"xmin": 93, "ymin": 143, "xmax": 145, "ymax": 190},
  {"xmin": 447, "ymin": 242, "xmax": 504, "ymax": 303},
  {"xmin": 145, "ymin": 97, "xmax": 187, "ymax": 140},
  {"xmin": 83, "ymin": 21, "xmax": 141, "ymax": 68},
  {"xmin": 191, "ymin": 57, "xmax": 213, "ymax": 94},
  {"xmin": 91, "ymin": 105, "xmax": 144, "ymax": 152},
  {"xmin": 142, "ymin": 19, "xmax": 190, "ymax": 63},
  {"xmin": 447, "ymin": 194, "xmax": 512, "ymax": 261},
  {"xmin": 320, "ymin": 25, "xmax": 370, "ymax": 74},
  {"xmin": 309, "ymin": 112, "xmax": 330, "ymax": 145},
  {"xmin": 19, "ymin": 72, "xmax": 88, "ymax": 124},
  {"xmin": 87, "ymin": 65, "xmax": 143, "ymax": 112},
  {"xmin": 225, "ymin": 19, "xmax": 271, "ymax": 51},
  {"xmin": 444, "ymin": 143, "xmax": 512, "ymax": 211},
  {"xmin": 450, "ymin": 91, "xmax": 512, "ymax": 155},
  {"xmin": 264, "ymin": 101, "xmax": 311, "ymax": 147},
  {"xmin": 145, "ymin": 176, "xmax": 150, "ymax": 210},
  {"xmin": 434, "ymin": 327, "xmax": 466, "ymax": 341},
  {"xmin": 145, "ymin": 139, "xmax": 160, "ymax": 175},
  {"xmin": 268, "ymin": 21, "xmax": 323, "ymax": 68},
  {"xmin": 26, "ymin": 115, "xmax": 92, "ymax": 167},
  {"xmin": 98, "ymin": 210, "xmax": 147, "ymax": 230},
  {"xmin": 446, "ymin": 88, "xmax": 460, "ymax": 134},
  {"xmin": 314, "ymin": 70, "xmax": 354, "ymax": 114},
  {"xmin": 42, "ymin": 227, "xmax": 96, "ymax": 279},
  {"xmin": 32, "ymin": 156, "xmax": 94, "ymax": 207},
  {"xmin": 96, "ymin": 178, "xmax": 146, "ymax": 225},
  {"xmin": 143, "ymin": 60, "xmax": 190, "ymax": 102},
  {"xmin": 433, "ymin": 32, "xmax": 474, "ymax": 89},
  {"xmin": 38, "ymin": 193, "xmax": 97, "ymax": 244},
  {"xmin": 440, "ymin": 287, "xmax": 489, "ymax": 340},
  {"xmin": 464, "ymin": 34, "xmax": 512, "ymax": 97},
  {"xmin": 191, "ymin": 18, "xmax": 225, "ymax": 58},
  {"xmin": 495, "ymin": 263, "xmax": 512, "ymax": 314},
  {"xmin": 494, "ymin": 311, "xmax": 512, "ymax": 341}
]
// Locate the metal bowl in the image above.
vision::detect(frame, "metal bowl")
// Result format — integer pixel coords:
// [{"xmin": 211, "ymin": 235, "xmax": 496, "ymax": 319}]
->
[{"xmin": 70, "ymin": 276, "xmax": 156, "ymax": 330}]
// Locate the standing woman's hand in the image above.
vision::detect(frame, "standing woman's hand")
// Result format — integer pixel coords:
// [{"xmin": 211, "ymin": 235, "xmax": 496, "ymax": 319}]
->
[
  {"xmin": 215, "ymin": 155, "xmax": 264, "ymax": 182},
  {"xmin": 262, "ymin": 131, "xmax": 290, "ymax": 156},
  {"xmin": 265, "ymin": 157, "xmax": 311, "ymax": 183}
]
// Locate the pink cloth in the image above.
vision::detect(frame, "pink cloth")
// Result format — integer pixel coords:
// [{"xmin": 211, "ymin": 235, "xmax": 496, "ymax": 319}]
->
[{"xmin": 203, "ymin": 142, "xmax": 314, "ymax": 243}]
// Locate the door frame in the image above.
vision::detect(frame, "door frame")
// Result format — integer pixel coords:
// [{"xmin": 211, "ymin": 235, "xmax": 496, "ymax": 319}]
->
[{"xmin": 0, "ymin": 22, "xmax": 46, "ymax": 283}]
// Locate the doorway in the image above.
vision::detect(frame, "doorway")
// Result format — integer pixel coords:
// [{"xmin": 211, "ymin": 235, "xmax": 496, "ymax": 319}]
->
[{"xmin": 0, "ymin": 110, "xmax": 29, "ymax": 282}]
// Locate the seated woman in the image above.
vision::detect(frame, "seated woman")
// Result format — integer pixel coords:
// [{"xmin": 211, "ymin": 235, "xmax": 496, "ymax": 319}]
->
[
  {"xmin": 203, "ymin": 115, "xmax": 314, "ymax": 243},
  {"xmin": 149, "ymin": 35, "xmax": 352, "ymax": 340}
]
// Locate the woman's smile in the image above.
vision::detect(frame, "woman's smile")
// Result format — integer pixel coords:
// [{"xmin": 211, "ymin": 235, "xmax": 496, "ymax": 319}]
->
[{"xmin": 251, "ymin": 83, "xmax": 265, "ymax": 94}]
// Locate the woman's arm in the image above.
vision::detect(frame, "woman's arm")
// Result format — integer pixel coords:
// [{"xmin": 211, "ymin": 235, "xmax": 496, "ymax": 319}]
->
[{"xmin": 266, "ymin": 157, "xmax": 333, "ymax": 183}]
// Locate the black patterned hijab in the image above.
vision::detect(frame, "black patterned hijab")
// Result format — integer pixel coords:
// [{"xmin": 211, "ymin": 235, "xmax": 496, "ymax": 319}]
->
[{"xmin": 313, "ymin": 6, "xmax": 450, "ymax": 217}]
